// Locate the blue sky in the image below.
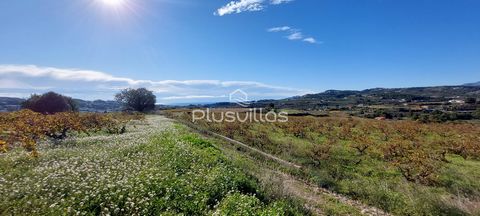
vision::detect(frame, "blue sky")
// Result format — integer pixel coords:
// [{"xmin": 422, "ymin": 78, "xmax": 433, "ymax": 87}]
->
[{"xmin": 1, "ymin": 0, "xmax": 479, "ymax": 103}]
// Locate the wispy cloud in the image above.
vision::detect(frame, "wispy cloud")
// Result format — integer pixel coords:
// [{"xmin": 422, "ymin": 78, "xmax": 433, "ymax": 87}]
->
[
  {"xmin": 0, "ymin": 65, "xmax": 138, "ymax": 84},
  {"xmin": 287, "ymin": 32, "xmax": 303, "ymax": 40},
  {"xmin": 270, "ymin": 0, "xmax": 294, "ymax": 4},
  {"xmin": 215, "ymin": 0, "xmax": 293, "ymax": 16},
  {"xmin": 267, "ymin": 26, "xmax": 291, "ymax": 32},
  {"xmin": 303, "ymin": 37, "xmax": 317, "ymax": 44},
  {"xmin": 268, "ymin": 26, "xmax": 320, "ymax": 44},
  {"xmin": 0, "ymin": 65, "xmax": 311, "ymax": 103}
]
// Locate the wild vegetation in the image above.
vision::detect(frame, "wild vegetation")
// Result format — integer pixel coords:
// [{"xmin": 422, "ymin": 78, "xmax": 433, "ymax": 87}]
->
[
  {"xmin": 0, "ymin": 116, "xmax": 305, "ymax": 215},
  {"xmin": 166, "ymin": 109, "xmax": 480, "ymax": 215}
]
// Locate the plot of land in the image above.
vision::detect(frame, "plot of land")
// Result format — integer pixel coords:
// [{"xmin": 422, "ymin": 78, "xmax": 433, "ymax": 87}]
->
[{"xmin": 0, "ymin": 116, "xmax": 306, "ymax": 215}]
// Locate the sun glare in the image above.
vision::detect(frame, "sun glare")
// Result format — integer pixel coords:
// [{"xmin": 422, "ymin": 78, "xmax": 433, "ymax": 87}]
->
[{"xmin": 101, "ymin": 0, "xmax": 125, "ymax": 7}]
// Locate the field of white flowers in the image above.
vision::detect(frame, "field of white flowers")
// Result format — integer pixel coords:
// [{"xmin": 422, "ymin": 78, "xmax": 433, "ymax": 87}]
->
[{"xmin": 0, "ymin": 116, "xmax": 305, "ymax": 215}]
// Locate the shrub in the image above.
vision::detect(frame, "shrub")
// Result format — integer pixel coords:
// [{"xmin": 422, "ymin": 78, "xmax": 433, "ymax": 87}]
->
[
  {"xmin": 383, "ymin": 140, "xmax": 443, "ymax": 184},
  {"xmin": 22, "ymin": 92, "xmax": 77, "ymax": 114},
  {"xmin": 309, "ymin": 141, "xmax": 333, "ymax": 166}
]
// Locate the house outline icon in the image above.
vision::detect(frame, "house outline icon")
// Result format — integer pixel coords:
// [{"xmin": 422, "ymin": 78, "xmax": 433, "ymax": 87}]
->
[{"xmin": 229, "ymin": 89, "xmax": 249, "ymax": 107}]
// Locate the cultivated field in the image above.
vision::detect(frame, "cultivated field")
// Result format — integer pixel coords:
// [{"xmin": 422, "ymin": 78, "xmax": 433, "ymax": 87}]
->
[{"xmin": 166, "ymin": 109, "xmax": 480, "ymax": 215}]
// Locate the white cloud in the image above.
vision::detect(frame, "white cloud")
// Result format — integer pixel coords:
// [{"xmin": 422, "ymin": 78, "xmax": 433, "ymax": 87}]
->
[
  {"xmin": 270, "ymin": 0, "xmax": 293, "ymax": 5},
  {"xmin": 0, "ymin": 65, "xmax": 138, "ymax": 84},
  {"xmin": 215, "ymin": 0, "xmax": 265, "ymax": 16},
  {"xmin": 268, "ymin": 26, "xmax": 319, "ymax": 44},
  {"xmin": 0, "ymin": 64, "xmax": 310, "ymax": 103},
  {"xmin": 267, "ymin": 26, "xmax": 291, "ymax": 32},
  {"xmin": 215, "ymin": 0, "xmax": 293, "ymax": 16},
  {"xmin": 287, "ymin": 32, "xmax": 303, "ymax": 40},
  {"xmin": 303, "ymin": 37, "xmax": 317, "ymax": 43}
]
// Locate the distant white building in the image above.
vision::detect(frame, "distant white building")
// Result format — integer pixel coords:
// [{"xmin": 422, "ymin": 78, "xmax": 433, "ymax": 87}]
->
[{"xmin": 448, "ymin": 99, "xmax": 465, "ymax": 104}]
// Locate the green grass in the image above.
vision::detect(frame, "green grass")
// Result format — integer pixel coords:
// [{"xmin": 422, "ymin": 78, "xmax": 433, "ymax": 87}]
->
[
  {"xmin": 439, "ymin": 155, "xmax": 480, "ymax": 197},
  {"xmin": 0, "ymin": 116, "xmax": 305, "ymax": 215},
  {"xmin": 304, "ymin": 142, "xmax": 480, "ymax": 216}
]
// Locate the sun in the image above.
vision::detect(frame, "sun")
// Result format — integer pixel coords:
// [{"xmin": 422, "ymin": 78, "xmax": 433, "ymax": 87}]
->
[{"xmin": 101, "ymin": 0, "xmax": 125, "ymax": 7}]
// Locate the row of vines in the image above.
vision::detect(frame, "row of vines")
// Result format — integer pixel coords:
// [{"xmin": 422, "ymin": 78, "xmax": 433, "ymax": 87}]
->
[
  {"xmin": 277, "ymin": 116, "xmax": 480, "ymax": 184},
  {"xmin": 167, "ymin": 110, "xmax": 480, "ymax": 185},
  {"xmin": 0, "ymin": 110, "xmax": 144, "ymax": 156}
]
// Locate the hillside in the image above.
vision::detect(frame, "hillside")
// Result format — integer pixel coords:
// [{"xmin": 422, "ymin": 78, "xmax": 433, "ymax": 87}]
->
[
  {"xmin": 73, "ymin": 99, "xmax": 122, "ymax": 112},
  {"xmin": 0, "ymin": 97, "xmax": 24, "ymax": 111},
  {"xmin": 250, "ymin": 85, "xmax": 480, "ymax": 110}
]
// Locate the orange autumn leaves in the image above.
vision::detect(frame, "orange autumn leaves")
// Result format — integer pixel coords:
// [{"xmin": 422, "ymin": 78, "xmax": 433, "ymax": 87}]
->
[{"xmin": 0, "ymin": 110, "xmax": 144, "ymax": 156}]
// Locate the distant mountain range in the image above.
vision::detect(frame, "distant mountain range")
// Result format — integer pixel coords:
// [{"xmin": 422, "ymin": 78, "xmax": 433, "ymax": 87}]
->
[
  {"xmin": 251, "ymin": 85, "xmax": 480, "ymax": 109},
  {"xmin": 299, "ymin": 85, "xmax": 480, "ymax": 100},
  {"xmin": 0, "ymin": 97, "xmax": 121, "ymax": 112},
  {"xmin": 72, "ymin": 99, "xmax": 122, "ymax": 112},
  {"xmin": 463, "ymin": 81, "xmax": 480, "ymax": 86}
]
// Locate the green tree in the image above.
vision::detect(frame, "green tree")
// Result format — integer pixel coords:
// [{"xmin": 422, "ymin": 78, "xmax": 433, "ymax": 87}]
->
[
  {"xmin": 21, "ymin": 92, "xmax": 77, "ymax": 114},
  {"xmin": 115, "ymin": 88, "xmax": 156, "ymax": 112}
]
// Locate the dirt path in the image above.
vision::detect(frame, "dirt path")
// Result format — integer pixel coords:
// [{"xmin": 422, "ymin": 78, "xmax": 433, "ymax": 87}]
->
[
  {"xmin": 174, "ymin": 119, "xmax": 391, "ymax": 216},
  {"xmin": 268, "ymin": 169, "xmax": 391, "ymax": 216}
]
